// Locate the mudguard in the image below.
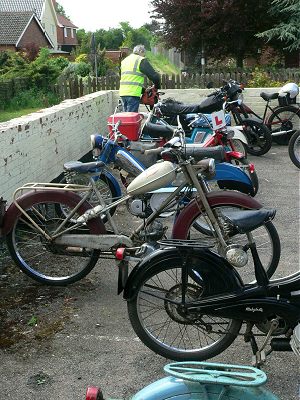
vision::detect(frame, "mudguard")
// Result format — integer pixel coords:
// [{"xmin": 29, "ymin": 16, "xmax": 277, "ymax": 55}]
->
[
  {"xmin": 2, "ymin": 190, "xmax": 106, "ymax": 235},
  {"xmin": 172, "ymin": 190, "xmax": 262, "ymax": 239},
  {"xmin": 123, "ymin": 247, "xmax": 243, "ymax": 301},
  {"xmin": 96, "ymin": 169, "xmax": 122, "ymax": 198}
]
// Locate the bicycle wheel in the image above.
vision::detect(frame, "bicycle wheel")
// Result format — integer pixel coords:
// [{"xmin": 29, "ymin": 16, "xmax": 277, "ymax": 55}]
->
[
  {"xmin": 190, "ymin": 206, "xmax": 280, "ymax": 281},
  {"xmin": 127, "ymin": 259, "xmax": 241, "ymax": 361},
  {"xmin": 6, "ymin": 191, "xmax": 105, "ymax": 285},
  {"xmin": 242, "ymin": 119, "xmax": 272, "ymax": 156},
  {"xmin": 58, "ymin": 172, "xmax": 119, "ymax": 223},
  {"xmin": 267, "ymin": 105, "xmax": 300, "ymax": 145},
  {"xmin": 288, "ymin": 130, "xmax": 300, "ymax": 169}
]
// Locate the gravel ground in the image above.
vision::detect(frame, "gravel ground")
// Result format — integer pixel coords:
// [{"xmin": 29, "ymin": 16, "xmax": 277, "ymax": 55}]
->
[{"xmin": 0, "ymin": 143, "xmax": 299, "ymax": 400}]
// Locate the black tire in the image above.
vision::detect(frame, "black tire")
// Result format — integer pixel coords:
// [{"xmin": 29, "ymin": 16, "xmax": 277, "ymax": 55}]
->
[
  {"xmin": 267, "ymin": 105, "xmax": 300, "ymax": 145},
  {"xmin": 58, "ymin": 172, "xmax": 119, "ymax": 223},
  {"xmin": 6, "ymin": 191, "xmax": 104, "ymax": 285},
  {"xmin": 242, "ymin": 119, "xmax": 272, "ymax": 156},
  {"xmin": 127, "ymin": 259, "xmax": 241, "ymax": 361},
  {"xmin": 288, "ymin": 130, "xmax": 300, "ymax": 169},
  {"xmin": 191, "ymin": 207, "xmax": 280, "ymax": 281}
]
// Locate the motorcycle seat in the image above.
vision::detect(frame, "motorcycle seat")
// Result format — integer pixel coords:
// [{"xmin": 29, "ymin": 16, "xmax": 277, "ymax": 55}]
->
[
  {"xmin": 222, "ymin": 208, "xmax": 276, "ymax": 234},
  {"xmin": 63, "ymin": 160, "xmax": 105, "ymax": 173},
  {"xmin": 142, "ymin": 122, "xmax": 173, "ymax": 139},
  {"xmin": 160, "ymin": 101, "xmax": 202, "ymax": 115},
  {"xmin": 260, "ymin": 92, "xmax": 279, "ymax": 102}
]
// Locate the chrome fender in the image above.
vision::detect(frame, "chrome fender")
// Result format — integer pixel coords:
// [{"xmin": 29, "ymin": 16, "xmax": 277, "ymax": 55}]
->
[
  {"xmin": 230, "ymin": 126, "xmax": 248, "ymax": 144},
  {"xmin": 2, "ymin": 190, "xmax": 106, "ymax": 236},
  {"xmin": 172, "ymin": 190, "xmax": 262, "ymax": 239}
]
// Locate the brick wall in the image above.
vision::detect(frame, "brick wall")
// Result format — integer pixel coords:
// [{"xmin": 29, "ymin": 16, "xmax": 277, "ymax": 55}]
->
[
  {"xmin": 0, "ymin": 90, "xmax": 119, "ymax": 202},
  {"xmin": 18, "ymin": 19, "xmax": 52, "ymax": 49}
]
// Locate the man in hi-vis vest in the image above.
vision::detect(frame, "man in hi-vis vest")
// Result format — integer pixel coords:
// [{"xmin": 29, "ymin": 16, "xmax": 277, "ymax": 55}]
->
[{"xmin": 119, "ymin": 44, "xmax": 161, "ymax": 112}]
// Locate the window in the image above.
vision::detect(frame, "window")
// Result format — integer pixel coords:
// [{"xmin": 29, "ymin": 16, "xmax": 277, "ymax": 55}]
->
[
  {"xmin": 64, "ymin": 27, "xmax": 67, "ymax": 37},
  {"xmin": 71, "ymin": 28, "xmax": 74, "ymax": 38}
]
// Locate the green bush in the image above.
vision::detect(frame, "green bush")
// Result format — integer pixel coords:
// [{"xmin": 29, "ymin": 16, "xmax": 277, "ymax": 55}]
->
[{"xmin": 247, "ymin": 68, "xmax": 284, "ymax": 87}]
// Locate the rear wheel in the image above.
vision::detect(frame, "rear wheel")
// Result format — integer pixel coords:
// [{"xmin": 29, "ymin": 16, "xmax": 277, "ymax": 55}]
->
[
  {"xmin": 242, "ymin": 119, "xmax": 272, "ymax": 156},
  {"xmin": 6, "ymin": 191, "xmax": 104, "ymax": 285},
  {"xmin": 127, "ymin": 260, "xmax": 241, "ymax": 361},
  {"xmin": 288, "ymin": 130, "xmax": 300, "ymax": 169},
  {"xmin": 268, "ymin": 105, "xmax": 300, "ymax": 145}
]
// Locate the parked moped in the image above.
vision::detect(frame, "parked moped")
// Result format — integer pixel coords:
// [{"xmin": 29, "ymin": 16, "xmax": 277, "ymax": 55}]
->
[{"xmin": 2, "ymin": 128, "xmax": 279, "ymax": 286}]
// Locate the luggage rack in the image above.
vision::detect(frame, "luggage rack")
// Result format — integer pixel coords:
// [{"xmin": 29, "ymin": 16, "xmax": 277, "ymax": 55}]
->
[
  {"xmin": 158, "ymin": 238, "xmax": 215, "ymax": 249},
  {"xmin": 13, "ymin": 182, "xmax": 90, "ymax": 201}
]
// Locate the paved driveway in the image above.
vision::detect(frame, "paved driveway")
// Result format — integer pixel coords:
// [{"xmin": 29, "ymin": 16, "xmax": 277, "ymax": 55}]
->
[{"xmin": 0, "ymin": 144, "xmax": 299, "ymax": 400}]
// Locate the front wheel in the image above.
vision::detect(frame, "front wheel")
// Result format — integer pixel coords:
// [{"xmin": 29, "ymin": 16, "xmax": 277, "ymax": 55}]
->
[
  {"xmin": 288, "ymin": 130, "xmax": 300, "ymax": 169},
  {"xmin": 242, "ymin": 119, "xmax": 272, "ymax": 156},
  {"xmin": 267, "ymin": 105, "xmax": 300, "ymax": 145},
  {"xmin": 6, "ymin": 191, "xmax": 105, "ymax": 285},
  {"xmin": 127, "ymin": 259, "xmax": 241, "ymax": 361}
]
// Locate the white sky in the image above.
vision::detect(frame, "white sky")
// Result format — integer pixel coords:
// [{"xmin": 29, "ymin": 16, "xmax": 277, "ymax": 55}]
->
[{"xmin": 58, "ymin": 0, "xmax": 154, "ymax": 31}]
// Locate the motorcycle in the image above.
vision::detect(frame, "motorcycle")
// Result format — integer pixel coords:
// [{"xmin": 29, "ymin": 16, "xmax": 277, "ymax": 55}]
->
[
  {"xmin": 122, "ymin": 224, "xmax": 299, "ymax": 366},
  {"xmin": 2, "ymin": 128, "xmax": 279, "ymax": 286},
  {"xmin": 90, "ymin": 119, "xmax": 257, "ymax": 202}
]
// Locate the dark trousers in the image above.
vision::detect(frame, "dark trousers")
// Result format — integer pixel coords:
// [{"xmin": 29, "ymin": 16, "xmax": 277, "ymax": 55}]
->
[{"xmin": 120, "ymin": 96, "xmax": 140, "ymax": 112}]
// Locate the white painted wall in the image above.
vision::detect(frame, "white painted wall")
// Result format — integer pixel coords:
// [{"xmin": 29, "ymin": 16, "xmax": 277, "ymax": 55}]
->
[
  {"xmin": 0, "ymin": 88, "xmax": 277, "ymax": 202},
  {"xmin": 0, "ymin": 91, "xmax": 118, "ymax": 202}
]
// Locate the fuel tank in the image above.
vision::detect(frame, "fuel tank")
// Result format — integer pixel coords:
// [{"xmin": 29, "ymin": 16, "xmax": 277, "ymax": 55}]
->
[{"xmin": 126, "ymin": 161, "xmax": 177, "ymax": 196}]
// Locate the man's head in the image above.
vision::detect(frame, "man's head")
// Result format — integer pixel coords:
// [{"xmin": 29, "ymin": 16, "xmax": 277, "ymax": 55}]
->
[{"xmin": 133, "ymin": 45, "xmax": 146, "ymax": 56}]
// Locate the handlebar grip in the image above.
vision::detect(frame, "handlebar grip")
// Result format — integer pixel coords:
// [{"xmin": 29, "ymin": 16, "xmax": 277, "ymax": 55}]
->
[
  {"xmin": 143, "ymin": 147, "xmax": 164, "ymax": 155},
  {"xmin": 184, "ymin": 145, "xmax": 226, "ymax": 162}
]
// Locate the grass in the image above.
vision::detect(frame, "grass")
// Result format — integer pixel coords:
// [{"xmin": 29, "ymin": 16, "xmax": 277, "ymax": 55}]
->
[
  {"xmin": 146, "ymin": 51, "xmax": 181, "ymax": 75},
  {"xmin": 0, "ymin": 108, "xmax": 42, "ymax": 123}
]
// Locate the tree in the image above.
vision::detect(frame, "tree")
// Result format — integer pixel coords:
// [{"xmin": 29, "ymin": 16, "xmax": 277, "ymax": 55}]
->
[
  {"xmin": 150, "ymin": 0, "xmax": 277, "ymax": 68},
  {"xmin": 257, "ymin": 0, "xmax": 300, "ymax": 51},
  {"xmin": 55, "ymin": 1, "xmax": 69, "ymax": 18}
]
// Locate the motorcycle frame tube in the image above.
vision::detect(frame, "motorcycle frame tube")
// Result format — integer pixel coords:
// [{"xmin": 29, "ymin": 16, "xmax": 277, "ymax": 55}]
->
[
  {"xmin": 2, "ymin": 190, "xmax": 106, "ymax": 236},
  {"xmin": 171, "ymin": 190, "xmax": 262, "ymax": 239}
]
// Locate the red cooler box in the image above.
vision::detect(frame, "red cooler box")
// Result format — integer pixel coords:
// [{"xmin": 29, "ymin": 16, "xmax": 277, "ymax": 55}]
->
[{"xmin": 107, "ymin": 112, "xmax": 143, "ymax": 141}]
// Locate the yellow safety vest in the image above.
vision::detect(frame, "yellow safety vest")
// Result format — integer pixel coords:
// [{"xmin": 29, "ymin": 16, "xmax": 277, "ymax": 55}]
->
[{"xmin": 119, "ymin": 54, "xmax": 145, "ymax": 97}]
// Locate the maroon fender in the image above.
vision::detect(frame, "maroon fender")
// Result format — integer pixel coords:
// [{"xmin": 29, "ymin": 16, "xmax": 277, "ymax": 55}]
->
[
  {"xmin": 2, "ymin": 190, "xmax": 106, "ymax": 236},
  {"xmin": 172, "ymin": 191, "xmax": 262, "ymax": 239}
]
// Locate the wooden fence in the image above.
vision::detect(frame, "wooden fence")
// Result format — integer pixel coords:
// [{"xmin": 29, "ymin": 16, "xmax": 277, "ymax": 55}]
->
[
  {"xmin": 1, "ymin": 69, "xmax": 300, "ymax": 104},
  {"xmin": 54, "ymin": 69, "xmax": 300, "ymax": 101}
]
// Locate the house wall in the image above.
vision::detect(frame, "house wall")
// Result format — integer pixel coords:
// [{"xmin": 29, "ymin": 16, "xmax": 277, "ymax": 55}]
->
[
  {"xmin": 0, "ymin": 88, "xmax": 277, "ymax": 202},
  {"xmin": 18, "ymin": 19, "xmax": 52, "ymax": 49},
  {"xmin": 0, "ymin": 91, "xmax": 118, "ymax": 202},
  {"xmin": 41, "ymin": 0, "xmax": 58, "ymax": 49}
]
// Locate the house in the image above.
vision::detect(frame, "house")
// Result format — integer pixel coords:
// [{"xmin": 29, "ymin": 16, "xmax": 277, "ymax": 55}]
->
[
  {"xmin": 0, "ymin": 0, "xmax": 78, "ymax": 53},
  {"xmin": 0, "ymin": 11, "xmax": 53, "ymax": 52},
  {"xmin": 56, "ymin": 13, "xmax": 78, "ymax": 53}
]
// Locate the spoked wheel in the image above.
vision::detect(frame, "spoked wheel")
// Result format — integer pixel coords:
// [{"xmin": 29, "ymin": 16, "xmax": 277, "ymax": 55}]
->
[
  {"xmin": 231, "ymin": 139, "xmax": 247, "ymax": 158},
  {"xmin": 6, "ymin": 191, "xmax": 105, "ymax": 285},
  {"xmin": 268, "ymin": 105, "xmax": 300, "ymax": 145},
  {"xmin": 58, "ymin": 172, "xmax": 119, "ymax": 223},
  {"xmin": 242, "ymin": 119, "xmax": 272, "ymax": 156},
  {"xmin": 288, "ymin": 130, "xmax": 300, "ymax": 169},
  {"xmin": 190, "ymin": 206, "xmax": 280, "ymax": 282},
  {"xmin": 127, "ymin": 260, "xmax": 241, "ymax": 361}
]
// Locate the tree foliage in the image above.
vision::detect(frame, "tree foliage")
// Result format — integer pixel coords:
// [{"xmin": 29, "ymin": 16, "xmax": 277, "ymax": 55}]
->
[
  {"xmin": 257, "ymin": 0, "xmax": 300, "ymax": 51},
  {"xmin": 150, "ymin": 0, "xmax": 277, "ymax": 68}
]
